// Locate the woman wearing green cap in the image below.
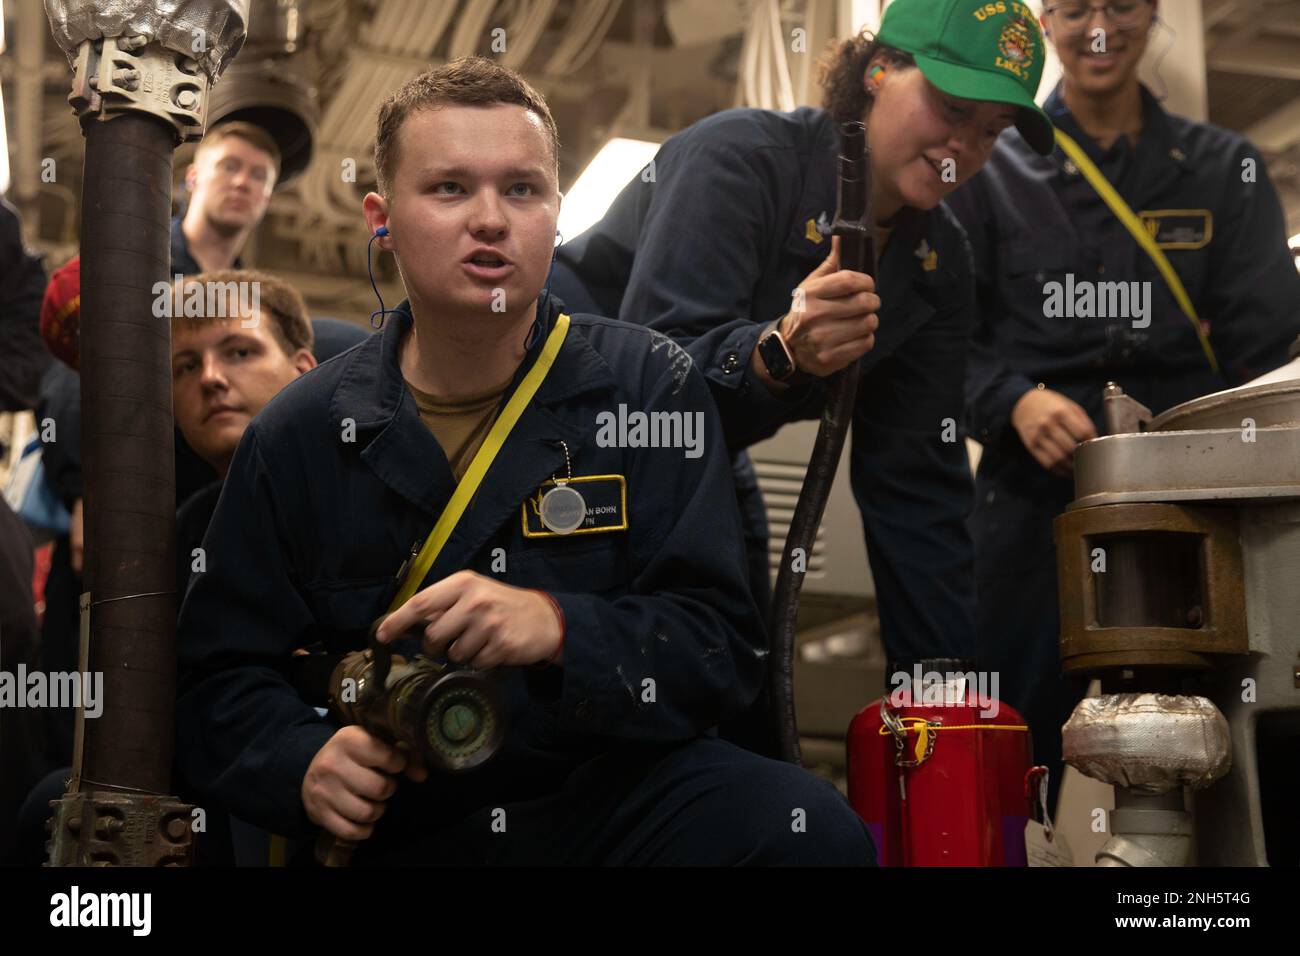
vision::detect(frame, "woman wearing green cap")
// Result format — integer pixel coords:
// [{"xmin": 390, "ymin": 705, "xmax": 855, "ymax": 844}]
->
[{"xmin": 553, "ymin": 0, "xmax": 1056, "ymax": 753}]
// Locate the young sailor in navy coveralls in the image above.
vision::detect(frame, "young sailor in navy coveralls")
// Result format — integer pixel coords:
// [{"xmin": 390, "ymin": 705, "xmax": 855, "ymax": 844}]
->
[{"xmin": 176, "ymin": 57, "xmax": 873, "ymax": 865}]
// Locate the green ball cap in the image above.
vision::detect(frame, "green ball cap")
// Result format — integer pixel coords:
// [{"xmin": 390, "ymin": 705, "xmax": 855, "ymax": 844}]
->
[{"xmin": 878, "ymin": 0, "xmax": 1056, "ymax": 155}]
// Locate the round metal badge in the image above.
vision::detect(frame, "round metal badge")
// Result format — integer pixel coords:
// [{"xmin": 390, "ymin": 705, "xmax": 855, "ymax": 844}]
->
[{"xmin": 539, "ymin": 483, "xmax": 587, "ymax": 534}]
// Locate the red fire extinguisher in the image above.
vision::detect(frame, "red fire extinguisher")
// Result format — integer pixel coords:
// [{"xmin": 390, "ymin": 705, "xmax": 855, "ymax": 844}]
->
[{"xmin": 847, "ymin": 665, "xmax": 1039, "ymax": 866}]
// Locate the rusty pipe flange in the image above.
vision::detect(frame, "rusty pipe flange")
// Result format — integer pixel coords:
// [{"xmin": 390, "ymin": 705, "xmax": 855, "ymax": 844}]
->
[
  {"xmin": 47, "ymin": 791, "xmax": 195, "ymax": 867},
  {"xmin": 1063, "ymin": 693, "xmax": 1231, "ymax": 794},
  {"xmin": 1060, "ymin": 650, "xmax": 1214, "ymax": 675},
  {"xmin": 67, "ymin": 35, "xmax": 210, "ymax": 143}
]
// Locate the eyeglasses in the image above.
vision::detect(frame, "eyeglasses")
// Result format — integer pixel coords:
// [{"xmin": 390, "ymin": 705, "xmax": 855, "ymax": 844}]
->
[{"xmin": 1044, "ymin": 1, "xmax": 1151, "ymax": 36}]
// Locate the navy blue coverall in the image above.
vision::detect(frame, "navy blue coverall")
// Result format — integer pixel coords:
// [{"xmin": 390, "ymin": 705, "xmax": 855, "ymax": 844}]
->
[
  {"xmin": 176, "ymin": 299, "xmax": 874, "ymax": 865},
  {"xmin": 554, "ymin": 106, "xmax": 978, "ymax": 671},
  {"xmin": 946, "ymin": 84, "xmax": 1300, "ymax": 808}
]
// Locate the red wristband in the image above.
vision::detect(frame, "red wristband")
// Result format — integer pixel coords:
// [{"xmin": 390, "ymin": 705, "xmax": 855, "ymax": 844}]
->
[{"xmin": 533, "ymin": 589, "xmax": 566, "ymax": 664}]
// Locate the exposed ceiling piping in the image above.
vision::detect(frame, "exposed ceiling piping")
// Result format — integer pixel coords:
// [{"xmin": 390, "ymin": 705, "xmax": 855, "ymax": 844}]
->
[
  {"xmin": 737, "ymin": 0, "xmax": 800, "ymax": 111},
  {"xmin": 449, "ymin": 0, "xmax": 499, "ymax": 59},
  {"xmin": 500, "ymin": 0, "xmax": 558, "ymax": 69},
  {"xmin": 1246, "ymin": 95, "xmax": 1300, "ymax": 152},
  {"xmin": 543, "ymin": 0, "xmax": 621, "ymax": 76},
  {"xmin": 565, "ymin": 0, "xmax": 624, "ymax": 74},
  {"xmin": 1209, "ymin": 33, "xmax": 1300, "ymax": 79}
]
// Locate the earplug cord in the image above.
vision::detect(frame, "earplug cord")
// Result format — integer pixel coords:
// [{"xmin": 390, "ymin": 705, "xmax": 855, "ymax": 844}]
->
[{"xmin": 368, "ymin": 226, "xmax": 392, "ymax": 329}]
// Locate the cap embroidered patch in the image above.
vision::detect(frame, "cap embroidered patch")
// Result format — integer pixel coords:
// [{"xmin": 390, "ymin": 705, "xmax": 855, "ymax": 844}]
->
[{"xmin": 995, "ymin": 13, "xmax": 1038, "ymax": 81}]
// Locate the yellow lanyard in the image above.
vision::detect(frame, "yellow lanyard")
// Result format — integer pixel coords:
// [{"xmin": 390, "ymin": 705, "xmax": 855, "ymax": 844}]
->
[
  {"xmin": 389, "ymin": 312, "xmax": 571, "ymax": 610},
  {"xmin": 1054, "ymin": 128, "xmax": 1219, "ymax": 375}
]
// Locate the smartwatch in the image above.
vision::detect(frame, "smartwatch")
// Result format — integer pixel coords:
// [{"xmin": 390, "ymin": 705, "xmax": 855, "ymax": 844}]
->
[{"xmin": 757, "ymin": 320, "xmax": 800, "ymax": 383}]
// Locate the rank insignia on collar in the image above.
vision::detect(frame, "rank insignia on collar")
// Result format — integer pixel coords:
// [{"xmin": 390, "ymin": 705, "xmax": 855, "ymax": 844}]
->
[
  {"xmin": 915, "ymin": 239, "xmax": 939, "ymax": 272},
  {"xmin": 522, "ymin": 474, "xmax": 628, "ymax": 538},
  {"xmin": 805, "ymin": 211, "xmax": 831, "ymax": 245}
]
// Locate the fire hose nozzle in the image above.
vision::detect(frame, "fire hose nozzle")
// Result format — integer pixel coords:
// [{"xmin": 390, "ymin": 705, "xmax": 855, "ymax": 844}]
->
[{"xmin": 327, "ymin": 618, "xmax": 508, "ymax": 773}]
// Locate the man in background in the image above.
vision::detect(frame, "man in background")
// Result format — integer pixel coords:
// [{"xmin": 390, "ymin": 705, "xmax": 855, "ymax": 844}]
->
[{"xmin": 168, "ymin": 269, "xmax": 319, "ymax": 595}]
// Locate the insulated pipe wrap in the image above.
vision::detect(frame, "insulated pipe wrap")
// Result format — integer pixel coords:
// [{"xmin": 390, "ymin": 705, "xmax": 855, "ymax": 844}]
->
[
  {"xmin": 1063, "ymin": 693, "xmax": 1231, "ymax": 793},
  {"xmin": 44, "ymin": 0, "xmax": 249, "ymax": 81}
]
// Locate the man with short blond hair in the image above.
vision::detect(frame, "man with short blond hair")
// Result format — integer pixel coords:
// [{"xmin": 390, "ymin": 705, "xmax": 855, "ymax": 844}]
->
[
  {"xmin": 177, "ymin": 57, "xmax": 874, "ymax": 866},
  {"xmin": 180, "ymin": 121, "xmax": 281, "ymax": 273}
]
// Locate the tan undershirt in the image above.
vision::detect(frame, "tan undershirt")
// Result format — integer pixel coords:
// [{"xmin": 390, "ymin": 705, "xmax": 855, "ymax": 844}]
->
[
  {"xmin": 875, "ymin": 224, "xmax": 893, "ymax": 255},
  {"xmin": 406, "ymin": 376, "xmax": 513, "ymax": 482}
]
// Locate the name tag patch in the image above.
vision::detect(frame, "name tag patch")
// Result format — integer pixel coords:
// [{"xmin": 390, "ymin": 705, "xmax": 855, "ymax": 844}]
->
[
  {"xmin": 1139, "ymin": 209, "xmax": 1212, "ymax": 250},
  {"xmin": 522, "ymin": 475, "xmax": 628, "ymax": 538}
]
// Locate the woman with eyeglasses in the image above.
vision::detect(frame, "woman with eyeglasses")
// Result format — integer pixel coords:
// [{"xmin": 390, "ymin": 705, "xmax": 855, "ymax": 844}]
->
[{"xmin": 947, "ymin": 0, "xmax": 1300, "ymax": 816}]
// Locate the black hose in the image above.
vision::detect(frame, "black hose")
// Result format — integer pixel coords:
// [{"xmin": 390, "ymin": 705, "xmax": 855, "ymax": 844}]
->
[
  {"xmin": 77, "ymin": 112, "xmax": 179, "ymax": 795},
  {"xmin": 768, "ymin": 122, "xmax": 876, "ymax": 764}
]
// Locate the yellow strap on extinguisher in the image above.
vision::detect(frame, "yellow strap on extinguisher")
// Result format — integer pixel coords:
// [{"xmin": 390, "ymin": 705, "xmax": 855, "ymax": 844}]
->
[
  {"xmin": 879, "ymin": 718, "xmax": 1030, "ymax": 768},
  {"xmin": 912, "ymin": 723, "xmax": 928, "ymax": 764},
  {"xmin": 1054, "ymin": 128, "xmax": 1219, "ymax": 375},
  {"xmin": 876, "ymin": 719, "xmax": 1030, "ymax": 734}
]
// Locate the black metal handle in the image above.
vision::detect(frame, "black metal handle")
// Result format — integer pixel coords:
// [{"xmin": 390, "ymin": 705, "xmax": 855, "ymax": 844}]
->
[
  {"xmin": 767, "ymin": 121, "xmax": 876, "ymax": 764},
  {"xmin": 365, "ymin": 616, "xmax": 393, "ymax": 705}
]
